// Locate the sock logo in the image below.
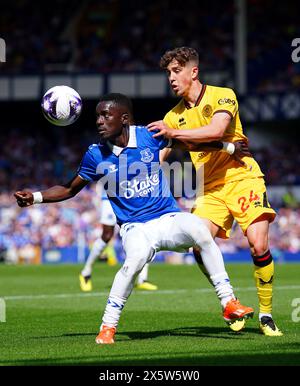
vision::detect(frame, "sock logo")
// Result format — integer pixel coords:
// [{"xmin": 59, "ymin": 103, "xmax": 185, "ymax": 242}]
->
[
  {"xmin": 259, "ymin": 275, "xmax": 273, "ymax": 285},
  {"xmin": 107, "ymin": 299, "xmax": 124, "ymax": 310}
]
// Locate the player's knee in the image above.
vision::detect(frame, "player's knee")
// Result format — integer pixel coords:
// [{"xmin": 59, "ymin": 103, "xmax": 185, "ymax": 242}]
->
[
  {"xmin": 193, "ymin": 220, "xmax": 213, "ymax": 247},
  {"xmin": 124, "ymin": 238, "xmax": 153, "ymax": 273},
  {"xmin": 181, "ymin": 215, "xmax": 212, "ymax": 247},
  {"xmin": 248, "ymin": 231, "xmax": 269, "ymax": 256},
  {"xmin": 123, "ymin": 252, "xmax": 151, "ymax": 276},
  {"xmin": 252, "ymin": 241, "xmax": 269, "ymax": 257}
]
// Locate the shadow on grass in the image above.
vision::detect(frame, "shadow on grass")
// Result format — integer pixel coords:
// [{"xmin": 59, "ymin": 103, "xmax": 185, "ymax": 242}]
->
[
  {"xmin": 117, "ymin": 326, "xmax": 258, "ymax": 341},
  {"xmin": 9, "ymin": 327, "xmax": 299, "ymax": 366},
  {"xmin": 31, "ymin": 325, "xmax": 258, "ymax": 341}
]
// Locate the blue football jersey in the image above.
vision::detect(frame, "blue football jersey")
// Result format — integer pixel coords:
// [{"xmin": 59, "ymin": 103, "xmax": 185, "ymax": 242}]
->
[{"xmin": 77, "ymin": 125, "xmax": 180, "ymax": 225}]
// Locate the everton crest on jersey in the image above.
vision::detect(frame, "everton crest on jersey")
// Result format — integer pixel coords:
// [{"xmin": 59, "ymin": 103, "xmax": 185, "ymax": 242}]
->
[{"xmin": 140, "ymin": 148, "xmax": 154, "ymax": 163}]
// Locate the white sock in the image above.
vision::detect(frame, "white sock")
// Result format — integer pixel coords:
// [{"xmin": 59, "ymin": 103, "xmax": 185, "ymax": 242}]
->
[
  {"xmin": 137, "ymin": 263, "xmax": 149, "ymax": 284},
  {"xmin": 101, "ymin": 294, "xmax": 126, "ymax": 328},
  {"xmin": 81, "ymin": 238, "xmax": 107, "ymax": 277},
  {"xmin": 259, "ymin": 313, "xmax": 272, "ymax": 321},
  {"xmin": 210, "ymin": 272, "xmax": 234, "ymax": 309},
  {"xmin": 102, "ymin": 266, "xmax": 136, "ymax": 328},
  {"xmin": 196, "ymin": 236, "xmax": 234, "ymax": 308}
]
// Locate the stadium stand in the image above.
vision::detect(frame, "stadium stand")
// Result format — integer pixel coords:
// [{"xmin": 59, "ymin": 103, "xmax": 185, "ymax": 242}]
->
[
  {"xmin": 1, "ymin": 129, "xmax": 300, "ymax": 263},
  {"xmin": 1, "ymin": 0, "xmax": 299, "ymax": 92},
  {"xmin": 0, "ymin": 0, "xmax": 299, "ymax": 264}
]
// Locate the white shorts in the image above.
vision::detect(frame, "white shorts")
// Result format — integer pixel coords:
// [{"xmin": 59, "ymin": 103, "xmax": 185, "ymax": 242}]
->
[
  {"xmin": 120, "ymin": 212, "xmax": 211, "ymax": 262},
  {"xmin": 100, "ymin": 199, "xmax": 117, "ymax": 226}
]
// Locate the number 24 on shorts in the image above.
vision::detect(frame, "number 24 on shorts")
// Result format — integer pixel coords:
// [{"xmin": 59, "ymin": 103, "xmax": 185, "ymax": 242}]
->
[{"xmin": 238, "ymin": 190, "xmax": 260, "ymax": 213}]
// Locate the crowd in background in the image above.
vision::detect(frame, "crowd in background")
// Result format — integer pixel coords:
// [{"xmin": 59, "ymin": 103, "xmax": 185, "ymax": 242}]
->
[
  {"xmin": 1, "ymin": 128, "xmax": 300, "ymax": 263},
  {"xmin": 1, "ymin": 0, "xmax": 300, "ymax": 263},
  {"xmin": 1, "ymin": 187, "xmax": 300, "ymax": 264},
  {"xmin": 1, "ymin": 0, "xmax": 299, "ymax": 92},
  {"xmin": 1, "ymin": 130, "xmax": 300, "ymax": 193}
]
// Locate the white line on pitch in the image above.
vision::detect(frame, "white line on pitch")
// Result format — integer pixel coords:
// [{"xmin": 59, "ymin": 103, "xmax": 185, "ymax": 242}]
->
[{"xmin": 2, "ymin": 285, "xmax": 300, "ymax": 301}]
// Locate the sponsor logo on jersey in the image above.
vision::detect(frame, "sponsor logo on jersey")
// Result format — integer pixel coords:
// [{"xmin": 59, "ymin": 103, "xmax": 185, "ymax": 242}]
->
[
  {"xmin": 218, "ymin": 98, "xmax": 236, "ymax": 105},
  {"xmin": 120, "ymin": 173, "xmax": 160, "ymax": 199},
  {"xmin": 140, "ymin": 148, "xmax": 154, "ymax": 163}
]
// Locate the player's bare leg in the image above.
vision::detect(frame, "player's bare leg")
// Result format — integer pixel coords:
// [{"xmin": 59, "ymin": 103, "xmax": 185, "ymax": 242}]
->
[
  {"xmin": 172, "ymin": 214, "xmax": 253, "ymax": 326},
  {"xmin": 247, "ymin": 218, "xmax": 283, "ymax": 336}
]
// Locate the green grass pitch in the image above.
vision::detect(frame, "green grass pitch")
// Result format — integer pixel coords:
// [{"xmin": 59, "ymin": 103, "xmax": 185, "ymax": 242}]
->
[{"xmin": 0, "ymin": 263, "xmax": 300, "ymax": 366}]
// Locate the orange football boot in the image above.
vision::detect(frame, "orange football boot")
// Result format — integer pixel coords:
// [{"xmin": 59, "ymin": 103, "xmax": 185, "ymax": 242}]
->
[
  {"xmin": 95, "ymin": 325, "xmax": 116, "ymax": 344},
  {"xmin": 223, "ymin": 298, "xmax": 254, "ymax": 323}
]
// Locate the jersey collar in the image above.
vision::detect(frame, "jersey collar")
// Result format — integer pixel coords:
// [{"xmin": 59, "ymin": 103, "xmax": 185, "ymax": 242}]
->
[
  {"xmin": 184, "ymin": 84, "xmax": 207, "ymax": 109},
  {"xmin": 107, "ymin": 125, "xmax": 137, "ymax": 156}
]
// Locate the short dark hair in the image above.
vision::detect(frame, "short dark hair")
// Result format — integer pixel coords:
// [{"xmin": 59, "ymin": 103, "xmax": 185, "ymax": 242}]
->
[
  {"xmin": 98, "ymin": 93, "xmax": 133, "ymax": 117},
  {"xmin": 160, "ymin": 47, "xmax": 199, "ymax": 69}
]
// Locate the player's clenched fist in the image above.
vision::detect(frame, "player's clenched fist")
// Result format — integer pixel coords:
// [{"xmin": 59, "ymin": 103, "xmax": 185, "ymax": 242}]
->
[{"xmin": 14, "ymin": 191, "xmax": 34, "ymax": 207}]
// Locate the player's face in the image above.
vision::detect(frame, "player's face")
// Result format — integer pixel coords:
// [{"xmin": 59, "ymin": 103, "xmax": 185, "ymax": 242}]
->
[
  {"xmin": 96, "ymin": 101, "xmax": 127, "ymax": 142},
  {"xmin": 166, "ymin": 59, "xmax": 198, "ymax": 97}
]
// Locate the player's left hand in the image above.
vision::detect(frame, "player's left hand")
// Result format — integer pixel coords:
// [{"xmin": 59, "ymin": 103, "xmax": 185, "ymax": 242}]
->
[
  {"xmin": 232, "ymin": 141, "xmax": 252, "ymax": 166},
  {"xmin": 147, "ymin": 120, "xmax": 175, "ymax": 139}
]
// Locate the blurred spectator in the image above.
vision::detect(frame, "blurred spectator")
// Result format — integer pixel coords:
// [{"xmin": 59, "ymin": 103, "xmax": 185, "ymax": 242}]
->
[
  {"xmin": 0, "ymin": 184, "xmax": 103, "ymax": 263},
  {"xmin": 1, "ymin": 128, "xmax": 300, "ymax": 259},
  {"xmin": 282, "ymin": 188, "xmax": 299, "ymax": 209},
  {"xmin": 2, "ymin": 186, "xmax": 300, "ymax": 263},
  {"xmin": 1, "ymin": 130, "xmax": 299, "ymax": 194},
  {"xmin": 1, "ymin": 130, "xmax": 300, "ymax": 260},
  {"xmin": 1, "ymin": 0, "xmax": 298, "ymax": 92}
]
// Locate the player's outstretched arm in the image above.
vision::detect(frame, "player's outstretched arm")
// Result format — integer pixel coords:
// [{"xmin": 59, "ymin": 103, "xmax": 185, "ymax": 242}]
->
[
  {"xmin": 172, "ymin": 139, "xmax": 250, "ymax": 167},
  {"xmin": 148, "ymin": 113, "xmax": 231, "ymax": 143},
  {"xmin": 14, "ymin": 175, "xmax": 88, "ymax": 207},
  {"xmin": 199, "ymin": 140, "xmax": 251, "ymax": 166}
]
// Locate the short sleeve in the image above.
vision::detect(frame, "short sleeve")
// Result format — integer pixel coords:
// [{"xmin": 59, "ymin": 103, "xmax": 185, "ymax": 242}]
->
[
  {"xmin": 77, "ymin": 146, "xmax": 101, "ymax": 182},
  {"xmin": 213, "ymin": 88, "xmax": 238, "ymax": 119},
  {"xmin": 150, "ymin": 130, "xmax": 171, "ymax": 150}
]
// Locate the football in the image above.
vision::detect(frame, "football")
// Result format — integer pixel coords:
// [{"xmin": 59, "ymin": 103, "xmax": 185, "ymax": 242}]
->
[{"xmin": 41, "ymin": 85, "xmax": 82, "ymax": 126}]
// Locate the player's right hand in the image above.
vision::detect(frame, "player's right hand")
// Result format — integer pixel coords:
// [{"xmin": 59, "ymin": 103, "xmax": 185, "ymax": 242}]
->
[
  {"xmin": 232, "ymin": 141, "xmax": 252, "ymax": 166},
  {"xmin": 14, "ymin": 191, "xmax": 34, "ymax": 207}
]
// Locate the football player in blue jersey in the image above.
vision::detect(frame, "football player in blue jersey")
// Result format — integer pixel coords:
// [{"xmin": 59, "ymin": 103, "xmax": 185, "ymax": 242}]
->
[
  {"xmin": 14, "ymin": 93, "xmax": 253, "ymax": 344},
  {"xmin": 79, "ymin": 188, "xmax": 158, "ymax": 292}
]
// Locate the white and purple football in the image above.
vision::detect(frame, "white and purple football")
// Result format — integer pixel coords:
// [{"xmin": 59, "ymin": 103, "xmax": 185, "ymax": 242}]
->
[{"xmin": 41, "ymin": 85, "xmax": 82, "ymax": 126}]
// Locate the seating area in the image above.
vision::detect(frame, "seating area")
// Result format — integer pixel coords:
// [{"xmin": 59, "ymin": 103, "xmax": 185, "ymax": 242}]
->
[{"xmin": 1, "ymin": 0, "xmax": 299, "ymax": 92}]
